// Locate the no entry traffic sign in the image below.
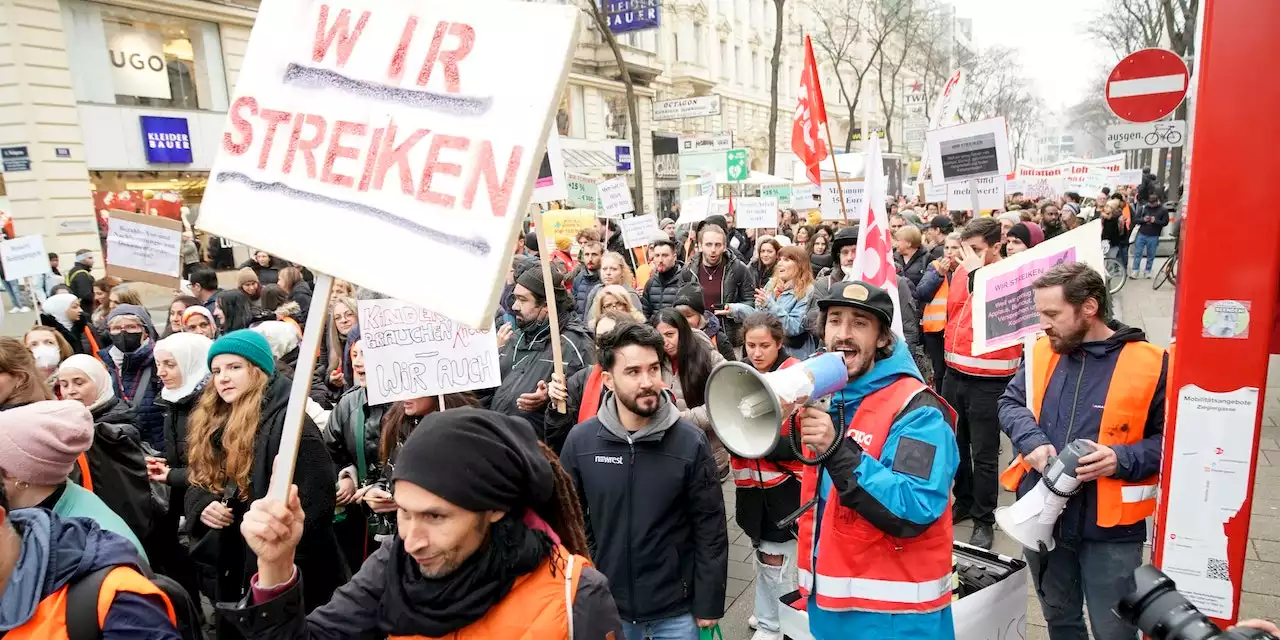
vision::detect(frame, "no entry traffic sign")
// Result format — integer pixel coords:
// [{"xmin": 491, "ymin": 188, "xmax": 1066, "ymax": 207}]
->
[{"xmin": 1106, "ymin": 48, "xmax": 1190, "ymax": 123}]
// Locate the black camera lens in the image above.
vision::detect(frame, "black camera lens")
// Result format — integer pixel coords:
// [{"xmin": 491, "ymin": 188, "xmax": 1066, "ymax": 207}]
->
[{"xmin": 1116, "ymin": 566, "xmax": 1276, "ymax": 640}]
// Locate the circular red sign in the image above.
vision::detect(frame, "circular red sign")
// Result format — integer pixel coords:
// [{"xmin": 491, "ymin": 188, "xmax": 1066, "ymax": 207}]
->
[{"xmin": 1106, "ymin": 48, "xmax": 1190, "ymax": 123}]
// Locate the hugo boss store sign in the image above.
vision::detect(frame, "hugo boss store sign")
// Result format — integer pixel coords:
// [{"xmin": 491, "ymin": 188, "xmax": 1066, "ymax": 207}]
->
[{"xmin": 108, "ymin": 30, "xmax": 171, "ymax": 100}]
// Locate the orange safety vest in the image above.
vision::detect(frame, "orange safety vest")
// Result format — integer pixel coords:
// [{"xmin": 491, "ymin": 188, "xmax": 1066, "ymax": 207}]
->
[
  {"xmin": 6, "ymin": 566, "xmax": 177, "ymax": 639},
  {"xmin": 921, "ymin": 268, "xmax": 949, "ymax": 333},
  {"xmin": 577, "ymin": 365, "xmax": 605, "ymax": 424},
  {"xmin": 943, "ymin": 264, "xmax": 1023, "ymax": 377},
  {"xmin": 796, "ymin": 376, "xmax": 956, "ymax": 613},
  {"xmin": 390, "ymin": 549, "xmax": 589, "ymax": 640},
  {"xmin": 731, "ymin": 357, "xmax": 805, "ymax": 489},
  {"xmin": 999, "ymin": 337, "xmax": 1163, "ymax": 527}
]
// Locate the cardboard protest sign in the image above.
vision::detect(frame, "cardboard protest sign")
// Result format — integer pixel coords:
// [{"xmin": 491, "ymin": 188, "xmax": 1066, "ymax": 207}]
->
[
  {"xmin": 970, "ymin": 220, "xmax": 1104, "ymax": 355},
  {"xmin": 1005, "ymin": 177, "xmax": 1026, "ymax": 194},
  {"xmin": 620, "ymin": 214, "xmax": 666, "ymax": 249},
  {"xmin": 196, "ymin": 0, "xmax": 580, "ymax": 330},
  {"xmin": 104, "ymin": 210, "xmax": 184, "ymax": 287},
  {"xmin": 735, "ymin": 197, "xmax": 777, "ymax": 228},
  {"xmin": 0, "ymin": 235, "xmax": 49, "ymax": 280},
  {"xmin": 357, "ymin": 298, "xmax": 501, "ymax": 404},
  {"xmin": 821, "ymin": 182, "xmax": 866, "ymax": 221},
  {"xmin": 923, "ymin": 182, "xmax": 948, "ymax": 203},
  {"xmin": 926, "ymin": 117, "xmax": 1012, "ymax": 186},
  {"xmin": 531, "ymin": 134, "xmax": 567, "ymax": 204},
  {"xmin": 790, "ymin": 184, "xmax": 818, "ymax": 209},
  {"xmin": 597, "ymin": 176, "xmax": 634, "ymax": 218},
  {"xmin": 677, "ymin": 193, "xmax": 712, "ymax": 226},
  {"xmin": 947, "ymin": 178, "xmax": 1004, "ymax": 212},
  {"xmin": 565, "ymin": 172, "xmax": 599, "ymax": 209},
  {"xmin": 542, "ymin": 211, "xmax": 596, "ymax": 240},
  {"xmin": 1014, "ymin": 155, "xmax": 1125, "ymax": 200}
]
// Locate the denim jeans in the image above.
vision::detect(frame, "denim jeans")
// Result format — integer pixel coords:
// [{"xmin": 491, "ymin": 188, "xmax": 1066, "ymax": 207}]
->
[
  {"xmin": 752, "ymin": 539, "xmax": 798, "ymax": 634},
  {"xmin": 622, "ymin": 613, "xmax": 699, "ymax": 640},
  {"xmin": 3, "ymin": 278, "xmax": 26, "ymax": 308},
  {"xmin": 1024, "ymin": 540, "xmax": 1143, "ymax": 640},
  {"xmin": 1106, "ymin": 241, "xmax": 1129, "ymax": 270},
  {"xmin": 1131, "ymin": 234, "xmax": 1160, "ymax": 274}
]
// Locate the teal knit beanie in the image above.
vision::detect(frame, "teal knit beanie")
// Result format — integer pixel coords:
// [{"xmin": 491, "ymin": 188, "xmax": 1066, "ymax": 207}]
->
[{"xmin": 208, "ymin": 329, "xmax": 276, "ymax": 376}]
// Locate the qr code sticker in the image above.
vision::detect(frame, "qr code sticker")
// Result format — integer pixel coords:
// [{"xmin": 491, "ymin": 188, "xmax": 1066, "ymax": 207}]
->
[{"xmin": 1206, "ymin": 558, "xmax": 1230, "ymax": 581}]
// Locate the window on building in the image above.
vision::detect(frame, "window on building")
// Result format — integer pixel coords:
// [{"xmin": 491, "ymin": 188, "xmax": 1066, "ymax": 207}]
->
[
  {"xmin": 673, "ymin": 33, "xmax": 680, "ymax": 61},
  {"xmin": 556, "ymin": 85, "xmax": 585, "ymax": 138},
  {"xmin": 61, "ymin": 0, "xmax": 228, "ymax": 111},
  {"xmin": 693, "ymin": 24, "xmax": 703, "ymax": 65},
  {"xmin": 751, "ymin": 51, "xmax": 760, "ymax": 87},
  {"xmin": 735, "ymin": 45, "xmax": 743, "ymax": 84},
  {"xmin": 720, "ymin": 40, "xmax": 731, "ymax": 79},
  {"xmin": 604, "ymin": 93, "xmax": 629, "ymax": 140}
]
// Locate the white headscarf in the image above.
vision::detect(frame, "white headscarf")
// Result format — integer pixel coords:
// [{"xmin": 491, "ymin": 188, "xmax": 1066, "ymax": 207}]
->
[
  {"xmin": 154, "ymin": 332, "xmax": 213, "ymax": 402},
  {"xmin": 44, "ymin": 293, "xmax": 79, "ymax": 330},
  {"xmin": 58, "ymin": 354, "xmax": 115, "ymax": 411},
  {"xmin": 252, "ymin": 321, "xmax": 301, "ymax": 360}
]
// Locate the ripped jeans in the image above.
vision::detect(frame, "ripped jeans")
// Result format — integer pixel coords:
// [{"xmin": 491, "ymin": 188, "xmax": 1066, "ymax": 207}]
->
[{"xmin": 753, "ymin": 539, "xmax": 798, "ymax": 633}]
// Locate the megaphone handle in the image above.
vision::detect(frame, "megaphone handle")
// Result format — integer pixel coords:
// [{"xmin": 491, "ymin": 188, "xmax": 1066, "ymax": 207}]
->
[
  {"xmin": 788, "ymin": 403, "xmax": 844, "ymax": 465},
  {"xmin": 775, "ymin": 497, "xmax": 818, "ymax": 531}
]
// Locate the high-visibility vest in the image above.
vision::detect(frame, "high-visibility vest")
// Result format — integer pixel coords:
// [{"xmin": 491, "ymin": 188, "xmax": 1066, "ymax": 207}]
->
[
  {"xmin": 796, "ymin": 376, "xmax": 956, "ymax": 614},
  {"xmin": 943, "ymin": 264, "xmax": 1022, "ymax": 377},
  {"xmin": 999, "ymin": 336, "xmax": 1163, "ymax": 527},
  {"xmin": 731, "ymin": 357, "xmax": 804, "ymax": 489},
  {"xmin": 6, "ymin": 566, "xmax": 177, "ymax": 639},
  {"xmin": 577, "ymin": 365, "xmax": 605, "ymax": 424},
  {"xmin": 921, "ymin": 268, "xmax": 949, "ymax": 333},
  {"xmin": 389, "ymin": 549, "xmax": 589, "ymax": 639}
]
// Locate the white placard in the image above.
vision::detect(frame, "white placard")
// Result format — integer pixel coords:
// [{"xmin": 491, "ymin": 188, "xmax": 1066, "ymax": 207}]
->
[
  {"xmin": 1005, "ymin": 177, "xmax": 1026, "ymax": 194},
  {"xmin": 1160, "ymin": 384, "xmax": 1259, "ymax": 619},
  {"xmin": 619, "ymin": 213, "xmax": 666, "ymax": 248},
  {"xmin": 926, "ymin": 117, "xmax": 1013, "ymax": 186},
  {"xmin": 1105, "ymin": 120, "xmax": 1187, "ymax": 151},
  {"xmin": 0, "ymin": 235, "xmax": 50, "ymax": 280},
  {"xmin": 196, "ymin": 0, "xmax": 580, "ymax": 329},
  {"xmin": 924, "ymin": 183, "xmax": 949, "ymax": 203},
  {"xmin": 105, "ymin": 213, "xmax": 183, "ymax": 281},
  {"xmin": 108, "ymin": 31, "xmax": 172, "ymax": 100},
  {"xmin": 789, "ymin": 184, "xmax": 819, "ymax": 210},
  {"xmin": 357, "ymin": 298, "xmax": 501, "ymax": 405},
  {"xmin": 677, "ymin": 193, "xmax": 712, "ymax": 225},
  {"xmin": 652, "ymin": 95, "xmax": 722, "ymax": 120},
  {"xmin": 678, "ymin": 133, "xmax": 733, "ymax": 154},
  {"xmin": 735, "ymin": 197, "xmax": 777, "ymax": 228},
  {"xmin": 1107, "ymin": 169, "xmax": 1143, "ymax": 186},
  {"xmin": 820, "ymin": 182, "xmax": 866, "ymax": 221},
  {"xmin": 597, "ymin": 176, "xmax": 634, "ymax": 217},
  {"xmin": 531, "ymin": 133, "xmax": 567, "ymax": 204},
  {"xmin": 1015, "ymin": 155, "xmax": 1126, "ymax": 201},
  {"xmin": 947, "ymin": 178, "xmax": 1005, "ymax": 212}
]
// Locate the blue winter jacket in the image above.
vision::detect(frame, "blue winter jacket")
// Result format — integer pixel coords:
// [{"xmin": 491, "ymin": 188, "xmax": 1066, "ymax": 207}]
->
[
  {"xmin": 98, "ymin": 340, "xmax": 164, "ymax": 451},
  {"xmin": 808, "ymin": 339, "xmax": 959, "ymax": 640},
  {"xmin": 997, "ymin": 324, "xmax": 1166, "ymax": 543}
]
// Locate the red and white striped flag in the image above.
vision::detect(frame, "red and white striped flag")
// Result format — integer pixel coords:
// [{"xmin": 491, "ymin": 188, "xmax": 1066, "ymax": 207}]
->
[
  {"xmin": 846, "ymin": 135, "xmax": 904, "ymax": 339},
  {"xmin": 792, "ymin": 36, "xmax": 829, "ymax": 186}
]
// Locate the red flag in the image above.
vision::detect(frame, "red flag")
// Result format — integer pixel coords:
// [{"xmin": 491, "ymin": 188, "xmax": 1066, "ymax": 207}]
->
[{"xmin": 792, "ymin": 36, "xmax": 829, "ymax": 186}]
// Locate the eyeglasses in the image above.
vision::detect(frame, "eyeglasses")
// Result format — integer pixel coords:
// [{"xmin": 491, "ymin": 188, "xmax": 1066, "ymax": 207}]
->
[{"xmin": 603, "ymin": 302, "xmax": 625, "ymax": 311}]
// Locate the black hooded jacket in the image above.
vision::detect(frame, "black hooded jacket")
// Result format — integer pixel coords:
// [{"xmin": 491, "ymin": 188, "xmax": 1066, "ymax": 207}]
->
[{"xmin": 486, "ymin": 312, "xmax": 594, "ymax": 440}]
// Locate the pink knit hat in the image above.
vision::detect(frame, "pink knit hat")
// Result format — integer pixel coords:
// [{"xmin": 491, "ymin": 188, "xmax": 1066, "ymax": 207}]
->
[{"xmin": 0, "ymin": 400, "xmax": 94, "ymax": 486}]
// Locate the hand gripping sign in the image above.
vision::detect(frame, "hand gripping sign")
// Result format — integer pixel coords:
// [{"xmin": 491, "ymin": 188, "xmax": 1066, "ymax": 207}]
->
[{"xmin": 197, "ymin": 0, "xmax": 579, "ymax": 501}]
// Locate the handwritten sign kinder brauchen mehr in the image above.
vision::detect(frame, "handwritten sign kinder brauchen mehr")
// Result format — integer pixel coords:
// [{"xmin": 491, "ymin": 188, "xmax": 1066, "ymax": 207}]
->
[
  {"xmin": 197, "ymin": 0, "xmax": 579, "ymax": 329},
  {"xmin": 358, "ymin": 298, "xmax": 501, "ymax": 405}
]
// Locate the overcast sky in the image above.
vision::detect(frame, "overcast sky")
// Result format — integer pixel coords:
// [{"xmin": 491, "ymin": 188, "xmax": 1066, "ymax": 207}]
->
[{"xmin": 950, "ymin": 0, "xmax": 1112, "ymax": 113}]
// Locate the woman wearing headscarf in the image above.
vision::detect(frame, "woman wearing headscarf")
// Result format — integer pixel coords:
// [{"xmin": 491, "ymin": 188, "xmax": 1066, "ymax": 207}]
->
[
  {"xmin": 0, "ymin": 400, "xmax": 146, "ymax": 557},
  {"xmin": 185, "ymin": 330, "xmax": 344, "ymax": 637},
  {"xmin": 56, "ymin": 354, "xmax": 155, "ymax": 542},
  {"xmin": 40, "ymin": 291, "xmax": 97, "ymax": 354},
  {"xmin": 149, "ymin": 331, "xmax": 213, "ymax": 613}
]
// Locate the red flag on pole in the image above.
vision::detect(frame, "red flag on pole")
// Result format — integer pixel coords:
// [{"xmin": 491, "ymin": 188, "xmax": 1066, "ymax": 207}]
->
[{"xmin": 792, "ymin": 35, "xmax": 829, "ymax": 186}]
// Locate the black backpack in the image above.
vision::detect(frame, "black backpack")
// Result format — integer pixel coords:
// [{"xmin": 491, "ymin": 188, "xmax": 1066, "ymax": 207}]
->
[
  {"xmin": 65, "ymin": 563, "xmax": 205, "ymax": 640},
  {"xmin": 76, "ymin": 421, "xmax": 167, "ymax": 541}
]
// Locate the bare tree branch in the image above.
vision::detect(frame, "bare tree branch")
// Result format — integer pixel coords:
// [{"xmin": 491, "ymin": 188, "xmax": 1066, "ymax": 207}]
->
[{"xmin": 579, "ymin": 0, "xmax": 645, "ymax": 215}]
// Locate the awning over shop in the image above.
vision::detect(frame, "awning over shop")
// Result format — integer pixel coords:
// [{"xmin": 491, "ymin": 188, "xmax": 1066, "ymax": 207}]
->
[{"xmin": 561, "ymin": 148, "xmax": 620, "ymax": 173}]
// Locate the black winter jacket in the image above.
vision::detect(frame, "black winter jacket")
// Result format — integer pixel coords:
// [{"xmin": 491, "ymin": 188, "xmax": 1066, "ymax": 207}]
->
[
  {"xmin": 84, "ymin": 397, "xmax": 156, "ymax": 541},
  {"xmin": 684, "ymin": 252, "xmax": 755, "ymax": 343},
  {"xmin": 543, "ymin": 365, "xmax": 598, "ymax": 454},
  {"xmin": 155, "ymin": 378, "xmax": 204, "ymax": 520},
  {"xmin": 641, "ymin": 264, "xmax": 696, "ymax": 317},
  {"xmin": 325, "ymin": 386, "xmax": 388, "ymax": 483},
  {"xmin": 560, "ymin": 396, "xmax": 728, "ymax": 622},
  {"xmin": 97, "ymin": 342, "xmax": 165, "ymax": 451},
  {"xmin": 569, "ymin": 265, "xmax": 603, "ymax": 319},
  {"xmin": 895, "ymin": 247, "xmax": 930, "ymax": 287},
  {"xmin": 40, "ymin": 313, "xmax": 93, "ymax": 355},
  {"xmin": 486, "ymin": 314, "xmax": 594, "ymax": 439},
  {"xmin": 186, "ymin": 374, "xmax": 345, "ymax": 618}
]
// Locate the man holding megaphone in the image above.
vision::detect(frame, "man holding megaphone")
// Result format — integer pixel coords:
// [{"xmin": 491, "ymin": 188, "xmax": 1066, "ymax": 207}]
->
[
  {"xmin": 793, "ymin": 280, "xmax": 961, "ymax": 640},
  {"xmin": 996, "ymin": 263, "xmax": 1166, "ymax": 640}
]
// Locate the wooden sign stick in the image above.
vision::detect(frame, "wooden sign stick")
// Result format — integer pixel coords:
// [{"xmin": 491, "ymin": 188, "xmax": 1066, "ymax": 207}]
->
[
  {"xmin": 531, "ymin": 210, "xmax": 568, "ymax": 414},
  {"xmin": 267, "ymin": 272, "xmax": 334, "ymax": 502}
]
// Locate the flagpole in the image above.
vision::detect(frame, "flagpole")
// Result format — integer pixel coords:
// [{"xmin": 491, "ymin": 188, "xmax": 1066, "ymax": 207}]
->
[{"xmin": 824, "ymin": 120, "xmax": 849, "ymax": 222}]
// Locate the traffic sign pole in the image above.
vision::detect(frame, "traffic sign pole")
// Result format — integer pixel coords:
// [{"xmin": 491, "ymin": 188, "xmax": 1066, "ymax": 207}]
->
[{"xmin": 1152, "ymin": 0, "xmax": 1280, "ymax": 628}]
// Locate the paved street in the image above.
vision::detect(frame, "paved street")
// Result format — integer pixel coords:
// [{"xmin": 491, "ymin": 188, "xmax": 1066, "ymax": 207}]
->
[{"xmin": 4, "ymin": 266, "xmax": 1277, "ymax": 636}]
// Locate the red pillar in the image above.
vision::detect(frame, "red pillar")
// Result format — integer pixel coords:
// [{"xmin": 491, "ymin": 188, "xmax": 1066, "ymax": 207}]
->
[{"xmin": 1152, "ymin": 0, "xmax": 1280, "ymax": 627}]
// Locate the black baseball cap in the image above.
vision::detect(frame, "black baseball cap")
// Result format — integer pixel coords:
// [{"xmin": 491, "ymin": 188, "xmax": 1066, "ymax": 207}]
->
[
  {"xmin": 818, "ymin": 280, "xmax": 894, "ymax": 327},
  {"xmin": 929, "ymin": 216, "xmax": 954, "ymax": 233},
  {"xmin": 831, "ymin": 225, "xmax": 860, "ymax": 254}
]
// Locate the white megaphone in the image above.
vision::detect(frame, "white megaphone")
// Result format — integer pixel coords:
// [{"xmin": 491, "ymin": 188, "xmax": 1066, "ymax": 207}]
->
[
  {"xmin": 994, "ymin": 439, "xmax": 1096, "ymax": 552},
  {"xmin": 704, "ymin": 352, "xmax": 849, "ymax": 462}
]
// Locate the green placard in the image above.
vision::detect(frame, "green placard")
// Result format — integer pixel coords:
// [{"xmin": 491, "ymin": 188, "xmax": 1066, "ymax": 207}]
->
[
  {"xmin": 761, "ymin": 185, "xmax": 791, "ymax": 200},
  {"xmin": 726, "ymin": 148, "xmax": 748, "ymax": 182},
  {"xmin": 565, "ymin": 172, "xmax": 599, "ymax": 209}
]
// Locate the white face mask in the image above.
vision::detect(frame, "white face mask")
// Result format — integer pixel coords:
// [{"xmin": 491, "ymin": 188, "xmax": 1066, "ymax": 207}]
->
[{"xmin": 31, "ymin": 344, "xmax": 61, "ymax": 369}]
